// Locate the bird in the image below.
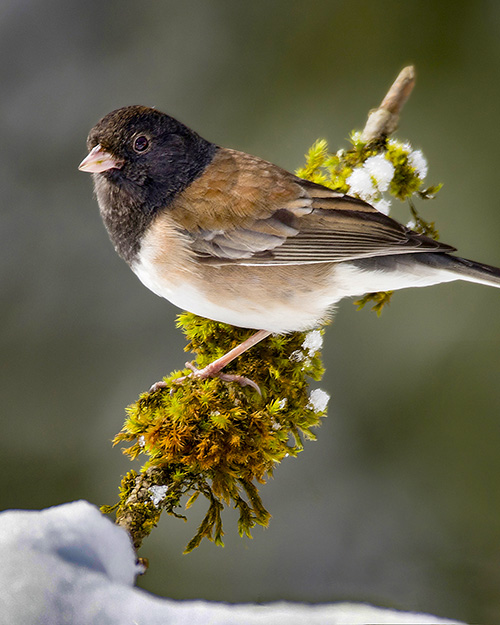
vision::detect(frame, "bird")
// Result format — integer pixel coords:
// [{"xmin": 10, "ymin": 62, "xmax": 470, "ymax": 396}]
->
[{"xmin": 79, "ymin": 105, "xmax": 500, "ymax": 389}]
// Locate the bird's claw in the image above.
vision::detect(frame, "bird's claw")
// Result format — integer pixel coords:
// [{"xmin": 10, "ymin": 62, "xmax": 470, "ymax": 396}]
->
[
  {"xmin": 215, "ymin": 371, "xmax": 262, "ymax": 395},
  {"xmin": 148, "ymin": 380, "xmax": 168, "ymax": 393},
  {"xmin": 149, "ymin": 361, "xmax": 261, "ymax": 395}
]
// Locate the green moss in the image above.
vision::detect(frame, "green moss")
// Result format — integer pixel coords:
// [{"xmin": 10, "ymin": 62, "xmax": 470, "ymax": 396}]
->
[
  {"xmin": 354, "ymin": 291, "xmax": 394, "ymax": 315},
  {"xmin": 106, "ymin": 314, "xmax": 327, "ymax": 553}
]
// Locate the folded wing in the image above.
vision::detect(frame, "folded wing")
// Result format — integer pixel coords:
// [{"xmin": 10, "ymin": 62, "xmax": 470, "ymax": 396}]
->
[{"xmin": 186, "ymin": 180, "xmax": 454, "ymax": 266}]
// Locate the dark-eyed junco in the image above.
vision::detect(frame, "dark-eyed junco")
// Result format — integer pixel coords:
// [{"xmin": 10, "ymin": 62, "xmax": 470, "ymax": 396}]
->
[{"xmin": 79, "ymin": 105, "xmax": 500, "ymax": 383}]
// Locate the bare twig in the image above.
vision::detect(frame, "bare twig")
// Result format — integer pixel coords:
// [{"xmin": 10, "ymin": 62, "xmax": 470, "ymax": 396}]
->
[{"xmin": 361, "ymin": 66, "xmax": 416, "ymax": 142}]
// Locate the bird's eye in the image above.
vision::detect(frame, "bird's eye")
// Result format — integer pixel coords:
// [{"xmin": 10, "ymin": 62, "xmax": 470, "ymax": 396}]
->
[{"xmin": 133, "ymin": 135, "xmax": 150, "ymax": 153}]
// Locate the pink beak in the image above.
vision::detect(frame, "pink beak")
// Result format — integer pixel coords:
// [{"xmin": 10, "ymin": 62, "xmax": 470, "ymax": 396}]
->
[{"xmin": 78, "ymin": 144, "xmax": 124, "ymax": 173}]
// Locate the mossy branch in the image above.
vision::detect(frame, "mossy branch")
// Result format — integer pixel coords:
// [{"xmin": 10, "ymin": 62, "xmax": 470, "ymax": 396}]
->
[{"xmin": 104, "ymin": 316, "xmax": 327, "ymax": 553}]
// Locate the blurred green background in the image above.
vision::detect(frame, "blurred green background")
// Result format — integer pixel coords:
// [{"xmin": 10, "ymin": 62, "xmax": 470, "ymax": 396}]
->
[{"xmin": 2, "ymin": 0, "xmax": 500, "ymax": 622}]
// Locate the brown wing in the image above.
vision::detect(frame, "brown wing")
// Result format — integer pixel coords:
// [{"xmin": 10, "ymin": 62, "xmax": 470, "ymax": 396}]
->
[{"xmin": 168, "ymin": 147, "xmax": 455, "ymax": 265}]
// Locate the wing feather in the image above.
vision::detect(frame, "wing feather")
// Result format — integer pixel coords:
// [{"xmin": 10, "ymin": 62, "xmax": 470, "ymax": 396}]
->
[{"xmin": 169, "ymin": 147, "xmax": 455, "ymax": 266}]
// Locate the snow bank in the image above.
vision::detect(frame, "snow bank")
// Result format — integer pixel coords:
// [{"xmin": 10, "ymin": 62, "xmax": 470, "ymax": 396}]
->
[{"xmin": 0, "ymin": 501, "xmax": 464, "ymax": 625}]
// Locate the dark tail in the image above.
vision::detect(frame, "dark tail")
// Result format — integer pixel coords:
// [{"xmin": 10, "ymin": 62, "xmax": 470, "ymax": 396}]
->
[{"xmin": 419, "ymin": 253, "xmax": 500, "ymax": 288}]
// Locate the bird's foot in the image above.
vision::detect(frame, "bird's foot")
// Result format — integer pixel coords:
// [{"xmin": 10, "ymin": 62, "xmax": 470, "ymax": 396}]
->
[
  {"xmin": 148, "ymin": 361, "xmax": 261, "ymax": 395},
  {"xmin": 148, "ymin": 330, "xmax": 270, "ymax": 395},
  {"xmin": 148, "ymin": 379, "xmax": 168, "ymax": 393},
  {"xmin": 186, "ymin": 361, "xmax": 262, "ymax": 395}
]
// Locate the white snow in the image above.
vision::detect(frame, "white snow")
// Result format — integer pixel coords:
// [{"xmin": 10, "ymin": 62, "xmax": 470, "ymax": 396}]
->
[
  {"xmin": 307, "ymin": 388, "xmax": 330, "ymax": 413},
  {"xmin": 408, "ymin": 149, "xmax": 428, "ymax": 179},
  {"xmin": 0, "ymin": 501, "xmax": 465, "ymax": 625},
  {"xmin": 290, "ymin": 349, "xmax": 305, "ymax": 362},
  {"xmin": 373, "ymin": 197, "xmax": 392, "ymax": 215},
  {"xmin": 302, "ymin": 329, "xmax": 323, "ymax": 355},
  {"xmin": 149, "ymin": 485, "xmax": 169, "ymax": 507},
  {"xmin": 346, "ymin": 167, "xmax": 377, "ymax": 202},
  {"xmin": 363, "ymin": 154, "xmax": 395, "ymax": 192}
]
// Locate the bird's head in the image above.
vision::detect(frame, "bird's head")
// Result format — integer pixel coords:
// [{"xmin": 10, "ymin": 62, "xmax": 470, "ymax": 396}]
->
[{"xmin": 79, "ymin": 105, "xmax": 215, "ymax": 209}]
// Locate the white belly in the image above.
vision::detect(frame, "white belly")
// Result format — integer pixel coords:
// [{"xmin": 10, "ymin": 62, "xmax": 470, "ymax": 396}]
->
[
  {"xmin": 132, "ymin": 254, "xmax": 336, "ymax": 333},
  {"xmin": 133, "ymin": 235, "xmax": 460, "ymax": 333}
]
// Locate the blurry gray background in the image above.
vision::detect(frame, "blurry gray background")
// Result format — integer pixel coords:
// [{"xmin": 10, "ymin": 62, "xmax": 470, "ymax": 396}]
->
[{"xmin": 2, "ymin": 1, "xmax": 500, "ymax": 622}]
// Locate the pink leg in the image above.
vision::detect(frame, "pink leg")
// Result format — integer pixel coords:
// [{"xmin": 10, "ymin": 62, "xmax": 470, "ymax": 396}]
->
[
  {"xmin": 194, "ymin": 329, "xmax": 271, "ymax": 376},
  {"xmin": 150, "ymin": 330, "xmax": 271, "ymax": 394}
]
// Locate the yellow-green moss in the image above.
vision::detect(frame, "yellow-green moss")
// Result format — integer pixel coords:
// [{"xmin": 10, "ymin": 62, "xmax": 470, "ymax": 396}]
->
[{"xmin": 106, "ymin": 315, "xmax": 327, "ymax": 552}]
